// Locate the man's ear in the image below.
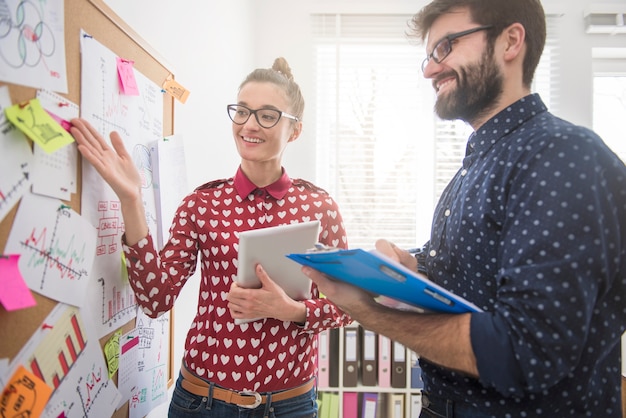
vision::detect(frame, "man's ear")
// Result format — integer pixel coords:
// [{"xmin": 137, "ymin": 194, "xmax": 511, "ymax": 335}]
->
[
  {"xmin": 502, "ymin": 22, "xmax": 526, "ymax": 62},
  {"xmin": 288, "ymin": 122, "xmax": 303, "ymax": 142}
]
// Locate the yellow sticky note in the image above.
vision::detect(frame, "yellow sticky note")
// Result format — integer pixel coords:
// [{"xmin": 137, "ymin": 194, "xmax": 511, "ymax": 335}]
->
[
  {"xmin": 104, "ymin": 330, "xmax": 122, "ymax": 379},
  {"xmin": 0, "ymin": 365, "xmax": 53, "ymax": 418},
  {"xmin": 4, "ymin": 98, "xmax": 75, "ymax": 153}
]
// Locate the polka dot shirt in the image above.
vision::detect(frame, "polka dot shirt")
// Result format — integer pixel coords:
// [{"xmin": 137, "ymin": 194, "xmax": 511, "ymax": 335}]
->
[
  {"xmin": 420, "ymin": 94, "xmax": 626, "ymax": 417},
  {"xmin": 123, "ymin": 167, "xmax": 352, "ymax": 393}
]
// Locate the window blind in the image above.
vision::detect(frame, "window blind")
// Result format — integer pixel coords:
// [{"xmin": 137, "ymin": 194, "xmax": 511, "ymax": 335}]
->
[{"xmin": 312, "ymin": 13, "xmax": 560, "ymax": 249}]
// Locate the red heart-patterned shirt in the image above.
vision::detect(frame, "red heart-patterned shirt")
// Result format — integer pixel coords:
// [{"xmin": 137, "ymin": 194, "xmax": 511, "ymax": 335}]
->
[{"xmin": 123, "ymin": 167, "xmax": 351, "ymax": 392}]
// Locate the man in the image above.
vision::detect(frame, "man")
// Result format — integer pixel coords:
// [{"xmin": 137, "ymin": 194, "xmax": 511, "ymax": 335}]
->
[{"xmin": 302, "ymin": 0, "xmax": 626, "ymax": 416}]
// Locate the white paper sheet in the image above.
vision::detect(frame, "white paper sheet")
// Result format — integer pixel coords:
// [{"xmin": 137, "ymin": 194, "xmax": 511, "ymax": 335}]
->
[{"xmin": 78, "ymin": 30, "xmax": 164, "ymax": 338}]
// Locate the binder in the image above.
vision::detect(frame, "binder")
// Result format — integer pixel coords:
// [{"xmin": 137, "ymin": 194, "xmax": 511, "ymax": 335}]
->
[
  {"xmin": 410, "ymin": 393, "xmax": 423, "ymax": 418},
  {"xmin": 319, "ymin": 392, "xmax": 330, "ymax": 418},
  {"xmin": 378, "ymin": 334, "xmax": 392, "ymax": 388},
  {"xmin": 328, "ymin": 392, "xmax": 340, "ymax": 418},
  {"xmin": 361, "ymin": 392, "xmax": 379, "ymax": 418},
  {"xmin": 328, "ymin": 328, "xmax": 340, "ymax": 387},
  {"xmin": 318, "ymin": 329, "xmax": 330, "ymax": 388},
  {"xmin": 343, "ymin": 392, "xmax": 358, "ymax": 418},
  {"xmin": 391, "ymin": 341, "xmax": 407, "ymax": 388},
  {"xmin": 319, "ymin": 392, "xmax": 339, "ymax": 418},
  {"xmin": 410, "ymin": 350, "xmax": 424, "ymax": 389},
  {"xmin": 360, "ymin": 326, "xmax": 377, "ymax": 386},
  {"xmin": 387, "ymin": 393, "xmax": 405, "ymax": 418},
  {"xmin": 287, "ymin": 248, "xmax": 482, "ymax": 314},
  {"xmin": 343, "ymin": 324, "xmax": 359, "ymax": 387}
]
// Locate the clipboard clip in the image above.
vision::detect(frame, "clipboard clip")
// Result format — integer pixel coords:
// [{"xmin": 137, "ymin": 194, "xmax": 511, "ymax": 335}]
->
[{"xmin": 305, "ymin": 243, "xmax": 342, "ymax": 253}]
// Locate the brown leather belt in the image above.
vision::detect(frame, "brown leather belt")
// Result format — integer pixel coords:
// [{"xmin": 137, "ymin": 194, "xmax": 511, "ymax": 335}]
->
[{"xmin": 180, "ymin": 364, "xmax": 315, "ymax": 409}]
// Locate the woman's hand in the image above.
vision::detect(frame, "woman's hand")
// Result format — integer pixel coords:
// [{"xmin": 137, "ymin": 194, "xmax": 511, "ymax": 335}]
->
[
  {"xmin": 70, "ymin": 118, "xmax": 142, "ymax": 204},
  {"xmin": 227, "ymin": 264, "xmax": 307, "ymax": 323},
  {"xmin": 70, "ymin": 118, "xmax": 148, "ymax": 244}
]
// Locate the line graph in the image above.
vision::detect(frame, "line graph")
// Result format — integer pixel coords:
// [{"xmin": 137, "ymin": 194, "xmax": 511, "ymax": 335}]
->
[
  {"xmin": 4, "ymin": 193, "xmax": 97, "ymax": 307},
  {"xmin": 20, "ymin": 206, "xmax": 90, "ymax": 289}
]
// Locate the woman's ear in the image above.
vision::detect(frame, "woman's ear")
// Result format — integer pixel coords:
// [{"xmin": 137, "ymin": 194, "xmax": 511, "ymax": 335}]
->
[{"xmin": 288, "ymin": 122, "xmax": 303, "ymax": 142}]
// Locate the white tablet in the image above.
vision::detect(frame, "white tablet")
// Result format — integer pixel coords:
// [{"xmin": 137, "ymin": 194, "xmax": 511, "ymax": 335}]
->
[{"xmin": 236, "ymin": 220, "xmax": 320, "ymax": 303}]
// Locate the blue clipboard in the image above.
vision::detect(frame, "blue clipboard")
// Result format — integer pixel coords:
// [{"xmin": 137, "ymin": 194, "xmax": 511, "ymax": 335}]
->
[{"xmin": 286, "ymin": 248, "xmax": 482, "ymax": 314}]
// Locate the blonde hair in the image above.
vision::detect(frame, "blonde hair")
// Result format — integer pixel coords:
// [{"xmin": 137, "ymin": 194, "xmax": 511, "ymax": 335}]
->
[{"xmin": 239, "ymin": 57, "xmax": 305, "ymax": 120}]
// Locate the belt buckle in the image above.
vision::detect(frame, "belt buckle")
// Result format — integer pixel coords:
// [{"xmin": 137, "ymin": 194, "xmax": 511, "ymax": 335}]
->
[{"xmin": 238, "ymin": 390, "xmax": 262, "ymax": 409}]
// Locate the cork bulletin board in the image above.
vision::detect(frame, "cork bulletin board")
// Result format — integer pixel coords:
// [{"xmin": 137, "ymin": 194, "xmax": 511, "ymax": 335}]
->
[{"xmin": 0, "ymin": 0, "xmax": 175, "ymax": 416}]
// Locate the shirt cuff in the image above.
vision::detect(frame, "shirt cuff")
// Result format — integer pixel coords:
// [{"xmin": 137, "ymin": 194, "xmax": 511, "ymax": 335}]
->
[{"xmin": 470, "ymin": 312, "xmax": 526, "ymax": 396}]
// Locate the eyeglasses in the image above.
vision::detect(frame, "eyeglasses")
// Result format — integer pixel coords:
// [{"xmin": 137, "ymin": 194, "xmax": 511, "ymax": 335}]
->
[
  {"xmin": 226, "ymin": 104, "xmax": 299, "ymax": 129},
  {"xmin": 421, "ymin": 25, "xmax": 493, "ymax": 72}
]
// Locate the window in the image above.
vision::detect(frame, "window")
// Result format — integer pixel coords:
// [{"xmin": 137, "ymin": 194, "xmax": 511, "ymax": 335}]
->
[
  {"xmin": 312, "ymin": 14, "xmax": 559, "ymax": 249},
  {"xmin": 592, "ymin": 48, "xmax": 626, "ymax": 163}
]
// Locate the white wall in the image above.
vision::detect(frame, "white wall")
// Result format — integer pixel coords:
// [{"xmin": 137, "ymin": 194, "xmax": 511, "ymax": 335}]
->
[
  {"xmin": 102, "ymin": 1, "xmax": 256, "ymax": 415},
  {"xmin": 102, "ymin": 0, "xmax": 626, "ymax": 415}
]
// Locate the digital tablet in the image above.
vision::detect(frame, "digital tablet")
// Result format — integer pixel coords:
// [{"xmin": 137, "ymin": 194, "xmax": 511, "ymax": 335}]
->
[{"xmin": 235, "ymin": 220, "xmax": 320, "ymax": 312}]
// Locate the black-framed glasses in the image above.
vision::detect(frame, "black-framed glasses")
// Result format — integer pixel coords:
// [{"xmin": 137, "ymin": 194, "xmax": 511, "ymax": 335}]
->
[
  {"xmin": 421, "ymin": 25, "xmax": 493, "ymax": 72},
  {"xmin": 226, "ymin": 104, "xmax": 299, "ymax": 129}
]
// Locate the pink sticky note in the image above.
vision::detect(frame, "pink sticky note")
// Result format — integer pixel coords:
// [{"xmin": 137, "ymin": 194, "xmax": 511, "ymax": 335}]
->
[
  {"xmin": 0, "ymin": 254, "xmax": 37, "ymax": 311},
  {"xmin": 116, "ymin": 57, "xmax": 140, "ymax": 96}
]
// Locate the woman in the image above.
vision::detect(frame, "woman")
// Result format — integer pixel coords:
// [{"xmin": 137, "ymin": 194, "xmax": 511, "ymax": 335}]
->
[{"xmin": 71, "ymin": 57, "xmax": 351, "ymax": 417}]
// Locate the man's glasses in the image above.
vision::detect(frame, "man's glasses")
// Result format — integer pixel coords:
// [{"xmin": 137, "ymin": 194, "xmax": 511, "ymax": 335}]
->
[
  {"xmin": 421, "ymin": 25, "xmax": 493, "ymax": 72},
  {"xmin": 227, "ymin": 104, "xmax": 299, "ymax": 129}
]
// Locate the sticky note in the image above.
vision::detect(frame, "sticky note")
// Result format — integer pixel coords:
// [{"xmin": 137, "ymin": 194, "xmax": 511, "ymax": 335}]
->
[
  {"xmin": 104, "ymin": 330, "xmax": 122, "ymax": 379},
  {"xmin": 116, "ymin": 57, "xmax": 140, "ymax": 96},
  {"xmin": 4, "ymin": 98, "xmax": 75, "ymax": 154},
  {"xmin": 0, "ymin": 365, "xmax": 53, "ymax": 418},
  {"xmin": 0, "ymin": 254, "xmax": 37, "ymax": 311}
]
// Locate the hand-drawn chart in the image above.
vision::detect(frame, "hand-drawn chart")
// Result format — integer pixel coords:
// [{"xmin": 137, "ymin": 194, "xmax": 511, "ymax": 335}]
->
[
  {"xmin": 127, "ymin": 310, "xmax": 169, "ymax": 418},
  {"xmin": 79, "ymin": 30, "xmax": 163, "ymax": 338},
  {"xmin": 9, "ymin": 304, "xmax": 122, "ymax": 418},
  {"xmin": 0, "ymin": 85, "xmax": 33, "ymax": 223},
  {"xmin": 4, "ymin": 192, "xmax": 97, "ymax": 307},
  {"xmin": 0, "ymin": 0, "xmax": 68, "ymax": 92}
]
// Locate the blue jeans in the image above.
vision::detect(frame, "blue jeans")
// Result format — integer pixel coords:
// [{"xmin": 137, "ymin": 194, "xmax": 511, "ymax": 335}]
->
[{"xmin": 168, "ymin": 374, "xmax": 318, "ymax": 418}]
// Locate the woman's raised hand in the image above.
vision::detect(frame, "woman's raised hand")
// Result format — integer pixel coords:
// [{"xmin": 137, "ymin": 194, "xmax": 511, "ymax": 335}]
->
[{"xmin": 70, "ymin": 118, "xmax": 142, "ymax": 204}]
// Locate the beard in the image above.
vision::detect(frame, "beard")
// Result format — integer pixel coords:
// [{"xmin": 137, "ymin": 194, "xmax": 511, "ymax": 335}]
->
[{"xmin": 434, "ymin": 49, "xmax": 503, "ymax": 126}]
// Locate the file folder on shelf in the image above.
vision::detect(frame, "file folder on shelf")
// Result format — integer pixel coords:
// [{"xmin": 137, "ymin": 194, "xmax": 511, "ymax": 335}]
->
[
  {"xmin": 410, "ymin": 393, "xmax": 423, "ymax": 418},
  {"xmin": 360, "ymin": 327, "xmax": 377, "ymax": 387},
  {"xmin": 378, "ymin": 335, "xmax": 392, "ymax": 388},
  {"xmin": 386, "ymin": 393, "xmax": 405, "ymax": 418},
  {"xmin": 410, "ymin": 350, "xmax": 424, "ymax": 389},
  {"xmin": 328, "ymin": 328, "xmax": 340, "ymax": 387},
  {"xmin": 361, "ymin": 392, "xmax": 379, "ymax": 418},
  {"xmin": 287, "ymin": 248, "xmax": 482, "ymax": 314},
  {"xmin": 391, "ymin": 341, "xmax": 407, "ymax": 388},
  {"xmin": 343, "ymin": 325, "xmax": 359, "ymax": 387},
  {"xmin": 318, "ymin": 329, "xmax": 330, "ymax": 388},
  {"xmin": 343, "ymin": 392, "xmax": 358, "ymax": 418}
]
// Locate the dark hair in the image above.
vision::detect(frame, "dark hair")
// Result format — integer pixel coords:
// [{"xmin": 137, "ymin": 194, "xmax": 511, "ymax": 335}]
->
[
  {"xmin": 409, "ymin": 0, "xmax": 546, "ymax": 88},
  {"xmin": 239, "ymin": 57, "xmax": 305, "ymax": 120}
]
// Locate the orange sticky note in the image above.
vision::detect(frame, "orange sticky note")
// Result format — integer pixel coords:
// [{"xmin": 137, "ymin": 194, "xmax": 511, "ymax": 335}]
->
[
  {"xmin": 116, "ymin": 57, "xmax": 140, "ymax": 96},
  {"xmin": 0, "ymin": 254, "xmax": 36, "ymax": 311},
  {"xmin": 0, "ymin": 365, "xmax": 53, "ymax": 418}
]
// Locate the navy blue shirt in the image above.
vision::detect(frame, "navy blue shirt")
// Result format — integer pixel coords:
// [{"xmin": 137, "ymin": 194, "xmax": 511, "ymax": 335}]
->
[{"xmin": 420, "ymin": 94, "xmax": 626, "ymax": 417}]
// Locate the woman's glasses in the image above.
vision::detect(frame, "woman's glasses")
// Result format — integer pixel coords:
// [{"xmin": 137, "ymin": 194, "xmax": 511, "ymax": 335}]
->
[{"xmin": 227, "ymin": 104, "xmax": 299, "ymax": 129}]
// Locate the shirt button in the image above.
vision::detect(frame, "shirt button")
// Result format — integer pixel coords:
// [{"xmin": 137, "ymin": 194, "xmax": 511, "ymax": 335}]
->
[
  {"xmin": 429, "ymin": 250, "xmax": 437, "ymax": 257},
  {"xmin": 461, "ymin": 169, "xmax": 467, "ymax": 176},
  {"xmin": 444, "ymin": 209, "xmax": 451, "ymax": 217}
]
